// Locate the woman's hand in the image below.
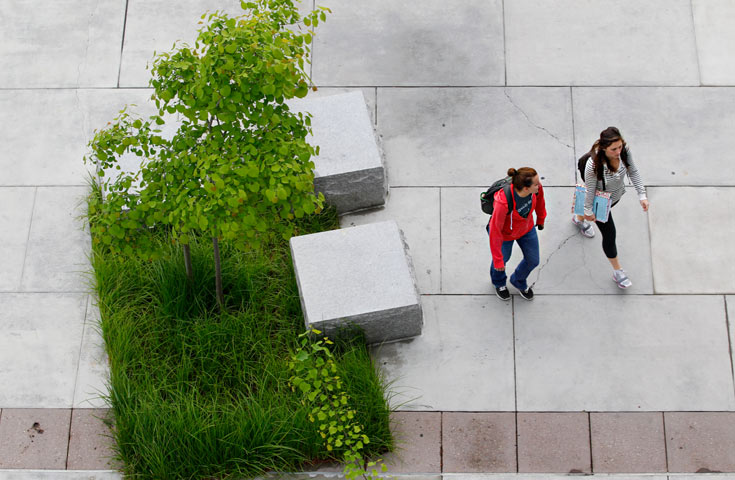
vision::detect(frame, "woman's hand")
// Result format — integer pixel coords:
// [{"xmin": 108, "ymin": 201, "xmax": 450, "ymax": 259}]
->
[
  {"xmin": 640, "ymin": 199, "xmax": 650, "ymax": 212},
  {"xmin": 584, "ymin": 214, "xmax": 596, "ymax": 222}
]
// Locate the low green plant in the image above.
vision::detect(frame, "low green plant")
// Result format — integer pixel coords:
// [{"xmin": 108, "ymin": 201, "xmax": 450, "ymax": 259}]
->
[
  {"xmin": 89, "ymin": 197, "xmax": 393, "ymax": 479},
  {"xmin": 290, "ymin": 330, "xmax": 388, "ymax": 480}
]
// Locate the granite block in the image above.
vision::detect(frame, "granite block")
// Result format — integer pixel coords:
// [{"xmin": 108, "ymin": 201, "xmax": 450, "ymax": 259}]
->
[
  {"xmin": 290, "ymin": 91, "xmax": 387, "ymax": 213},
  {"xmin": 290, "ymin": 221, "xmax": 421, "ymax": 344}
]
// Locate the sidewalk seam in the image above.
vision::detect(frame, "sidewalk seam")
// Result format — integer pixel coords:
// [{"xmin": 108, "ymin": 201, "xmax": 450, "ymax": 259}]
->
[
  {"xmin": 724, "ymin": 296, "xmax": 735, "ymax": 401},
  {"xmin": 512, "ymin": 296, "xmax": 519, "ymax": 472},
  {"xmin": 662, "ymin": 411, "xmax": 670, "ymax": 472},
  {"xmin": 687, "ymin": 0, "xmax": 704, "ymax": 86},
  {"xmin": 439, "ymin": 188, "xmax": 443, "ymax": 294},
  {"xmin": 64, "ymin": 408, "xmax": 73, "ymax": 470},
  {"xmin": 117, "ymin": 0, "xmax": 130, "ymax": 88},
  {"xmin": 18, "ymin": 187, "xmax": 38, "ymax": 290},
  {"xmin": 588, "ymin": 411, "xmax": 594, "ymax": 473},
  {"xmin": 501, "ymin": 0, "xmax": 507, "ymax": 87},
  {"xmin": 70, "ymin": 297, "xmax": 92, "ymax": 412}
]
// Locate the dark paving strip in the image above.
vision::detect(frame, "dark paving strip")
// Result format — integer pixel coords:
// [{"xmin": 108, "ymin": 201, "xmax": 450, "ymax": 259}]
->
[{"xmin": 2, "ymin": 409, "xmax": 735, "ymax": 472}]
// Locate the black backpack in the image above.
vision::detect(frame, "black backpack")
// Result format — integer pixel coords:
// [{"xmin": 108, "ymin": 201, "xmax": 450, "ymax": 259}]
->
[
  {"xmin": 577, "ymin": 147, "xmax": 629, "ymax": 189},
  {"xmin": 481, "ymin": 177, "xmax": 514, "ymax": 216}
]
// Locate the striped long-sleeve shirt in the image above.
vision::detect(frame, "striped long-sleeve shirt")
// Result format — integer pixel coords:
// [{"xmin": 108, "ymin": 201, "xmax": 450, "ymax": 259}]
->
[{"xmin": 583, "ymin": 146, "xmax": 647, "ymax": 216}]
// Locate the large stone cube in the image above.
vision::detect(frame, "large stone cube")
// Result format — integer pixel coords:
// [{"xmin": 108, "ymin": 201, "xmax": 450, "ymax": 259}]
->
[
  {"xmin": 290, "ymin": 91, "xmax": 387, "ymax": 213},
  {"xmin": 290, "ymin": 221, "xmax": 422, "ymax": 344}
]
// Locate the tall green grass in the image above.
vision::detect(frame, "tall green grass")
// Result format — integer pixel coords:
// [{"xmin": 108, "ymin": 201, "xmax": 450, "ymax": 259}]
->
[{"xmin": 91, "ymin": 207, "xmax": 392, "ymax": 479}]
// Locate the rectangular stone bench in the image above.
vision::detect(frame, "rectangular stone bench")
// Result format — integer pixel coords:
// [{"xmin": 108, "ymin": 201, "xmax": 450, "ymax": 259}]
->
[
  {"xmin": 290, "ymin": 91, "xmax": 387, "ymax": 214},
  {"xmin": 290, "ymin": 220, "xmax": 422, "ymax": 344}
]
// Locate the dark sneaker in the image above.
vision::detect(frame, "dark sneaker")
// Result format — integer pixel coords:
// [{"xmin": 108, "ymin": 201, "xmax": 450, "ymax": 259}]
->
[
  {"xmin": 517, "ymin": 287, "xmax": 534, "ymax": 301},
  {"xmin": 495, "ymin": 286, "xmax": 510, "ymax": 301}
]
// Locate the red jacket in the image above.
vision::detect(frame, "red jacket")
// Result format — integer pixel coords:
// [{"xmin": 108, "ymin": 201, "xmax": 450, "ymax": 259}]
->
[{"xmin": 488, "ymin": 183, "xmax": 547, "ymax": 270}]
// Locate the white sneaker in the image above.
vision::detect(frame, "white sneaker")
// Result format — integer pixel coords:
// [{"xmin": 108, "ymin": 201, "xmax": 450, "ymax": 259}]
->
[
  {"xmin": 572, "ymin": 215, "xmax": 595, "ymax": 238},
  {"xmin": 613, "ymin": 269, "xmax": 632, "ymax": 289}
]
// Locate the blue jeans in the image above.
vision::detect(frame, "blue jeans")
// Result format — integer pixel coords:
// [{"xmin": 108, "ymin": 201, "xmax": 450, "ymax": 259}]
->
[{"xmin": 490, "ymin": 227, "xmax": 540, "ymax": 290}]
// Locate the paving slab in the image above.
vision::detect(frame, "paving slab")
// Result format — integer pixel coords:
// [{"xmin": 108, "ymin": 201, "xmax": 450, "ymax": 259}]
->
[
  {"xmin": 377, "ymin": 88, "xmax": 575, "ymax": 187},
  {"xmin": 21, "ymin": 187, "xmax": 91, "ymax": 293},
  {"xmin": 0, "ymin": 0, "xmax": 126, "ymax": 88},
  {"xmin": 648, "ymin": 187, "xmax": 735, "ymax": 294},
  {"xmin": 372, "ymin": 295, "xmax": 514, "ymax": 411},
  {"xmin": 665, "ymin": 412, "xmax": 735, "ymax": 472},
  {"xmin": 442, "ymin": 412, "xmax": 516, "ymax": 473},
  {"xmin": 0, "ymin": 409, "xmax": 71, "ymax": 469},
  {"xmin": 73, "ymin": 298, "xmax": 110, "ymax": 409},
  {"xmin": 67, "ymin": 409, "xmax": 117, "ymax": 470},
  {"xmin": 341, "ymin": 187, "xmax": 441, "ymax": 294},
  {"xmin": 312, "ymin": 0, "xmax": 504, "ymax": 86},
  {"xmin": 590, "ymin": 412, "xmax": 667, "ymax": 473},
  {"xmin": 0, "ymin": 294, "xmax": 87, "ymax": 408},
  {"xmin": 0, "ymin": 472, "xmax": 121, "ymax": 480},
  {"xmin": 693, "ymin": 0, "xmax": 735, "ymax": 85},
  {"xmin": 572, "ymin": 88, "xmax": 735, "ymax": 186},
  {"xmin": 514, "ymin": 295, "xmax": 735, "ymax": 411},
  {"xmin": 118, "ymin": 0, "xmax": 249, "ymax": 87},
  {"xmin": 505, "ymin": 0, "xmax": 699, "ymax": 86},
  {"xmin": 0, "ymin": 188, "xmax": 35, "ymax": 291},
  {"xmin": 449, "ymin": 477, "xmax": 667, "ymax": 480},
  {"xmin": 0, "ymin": 89, "xmax": 154, "ymax": 186},
  {"xmin": 440, "ymin": 187, "xmax": 653, "ymax": 295},
  {"xmin": 382, "ymin": 412, "xmax": 441, "ymax": 473},
  {"xmin": 517, "ymin": 412, "xmax": 591, "ymax": 473}
]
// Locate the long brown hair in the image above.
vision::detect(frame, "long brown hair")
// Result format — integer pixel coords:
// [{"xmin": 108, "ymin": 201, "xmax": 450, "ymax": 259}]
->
[
  {"xmin": 586, "ymin": 126, "xmax": 629, "ymax": 180},
  {"xmin": 507, "ymin": 167, "xmax": 538, "ymax": 191}
]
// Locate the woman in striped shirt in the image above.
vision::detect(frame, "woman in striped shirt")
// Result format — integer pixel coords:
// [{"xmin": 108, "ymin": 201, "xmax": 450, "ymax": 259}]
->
[{"xmin": 572, "ymin": 127, "xmax": 649, "ymax": 288}]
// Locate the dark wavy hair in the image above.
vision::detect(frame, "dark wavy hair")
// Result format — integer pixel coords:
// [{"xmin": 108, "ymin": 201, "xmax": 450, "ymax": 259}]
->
[{"xmin": 586, "ymin": 126, "xmax": 629, "ymax": 180}]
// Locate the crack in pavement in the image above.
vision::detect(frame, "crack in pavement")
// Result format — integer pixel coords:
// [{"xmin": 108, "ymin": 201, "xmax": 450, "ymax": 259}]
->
[
  {"xmin": 528, "ymin": 230, "xmax": 578, "ymax": 289},
  {"xmin": 503, "ymin": 88, "xmax": 573, "ymax": 150}
]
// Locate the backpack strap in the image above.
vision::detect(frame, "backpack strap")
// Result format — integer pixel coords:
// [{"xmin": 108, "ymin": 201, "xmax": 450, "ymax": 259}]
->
[
  {"xmin": 586, "ymin": 157, "xmax": 606, "ymax": 192},
  {"xmin": 503, "ymin": 183, "xmax": 513, "ymax": 215}
]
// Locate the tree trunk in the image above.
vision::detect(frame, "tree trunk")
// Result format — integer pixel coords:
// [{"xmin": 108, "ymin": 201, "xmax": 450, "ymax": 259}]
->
[
  {"xmin": 183, "ymin": 244, "xmax": 193, "ymax": 280},
  {"xmin": 213, "ymin": 237, "xmax": 224, "ymax": 309}
]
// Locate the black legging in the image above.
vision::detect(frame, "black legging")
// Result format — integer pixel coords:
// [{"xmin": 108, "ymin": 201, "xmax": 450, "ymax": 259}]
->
[{"xmin": 595, "ymin": 209, "xmax": 617, "ymax": 258}]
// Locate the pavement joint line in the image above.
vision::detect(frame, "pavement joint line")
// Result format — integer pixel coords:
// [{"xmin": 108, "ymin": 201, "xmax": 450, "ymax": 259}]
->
[
  {"xmin": 502, "ymin": 0, "xmax": 507, "ymax": 87},
  {"xmin": 70, "ymin": 296, "xmax": 92, "ymax": 412},
  {"xmin": 662, "ymin": 411, "xmax": 670, "ymax": 472},
  {"xmin": 439, "ymin": 411, "xmax": 444, "ymax": 473},
  {"xmin": 723, "ymin": 296, "xmax": 735, "ymax": 401},
  {"xmin": 18, "ymin": 187, "xmax": 38, "ymax": 290},
  {"xmin": 64, "ymin": 408, "xmax": 73, "ymax": 469},
  {"xmin": 439, "ymin": 187, "xmax": 443, "ymax": 294},
  {"xmin": 117, "ymin": 0, "xmax": 130, "ymax": 89},
  {"xmin": 588, "ymin": 412, "xmax": 594, "ymax": 473},
  {"xmin": 75, "ymin": 0, "xmax": 94, "ymax": 89},
  {"xmin": 688, "ymin": 0, "xmax": 704, "ymax": 87},
  {"xmin": 570, "ymin": 85, "xmax": 578, "ymax": 163}
]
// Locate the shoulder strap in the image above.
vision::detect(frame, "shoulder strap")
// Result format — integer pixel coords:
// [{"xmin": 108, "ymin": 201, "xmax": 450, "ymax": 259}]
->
[
  {"xmin": 621, "ymin": 145, "xmax": 630, "ymax": 168},
  {"xmin": 587, "ymin": 156, "xmax": 606, "ymax": 191},
  {"xmin": 503, "ymin": 183, "xmax": 513, "ymax": 215}
]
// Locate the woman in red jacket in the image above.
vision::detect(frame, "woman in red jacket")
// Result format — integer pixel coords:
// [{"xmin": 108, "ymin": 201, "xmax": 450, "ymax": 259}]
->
[{"xmin": 488, "ymin": 167, "xmax": 546, "ymax": 301}]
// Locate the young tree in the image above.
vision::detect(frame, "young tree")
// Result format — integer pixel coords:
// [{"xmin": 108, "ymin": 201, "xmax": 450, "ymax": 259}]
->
[{"xmin": 86, "ymin": 0, "xmax": 329, "ymax": 308}]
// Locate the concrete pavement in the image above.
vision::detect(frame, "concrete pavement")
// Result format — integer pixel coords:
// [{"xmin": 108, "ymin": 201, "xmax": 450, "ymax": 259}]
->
[{"xmin": 1, "ymin": 0, "xmax": 735, "ymax": 475}]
